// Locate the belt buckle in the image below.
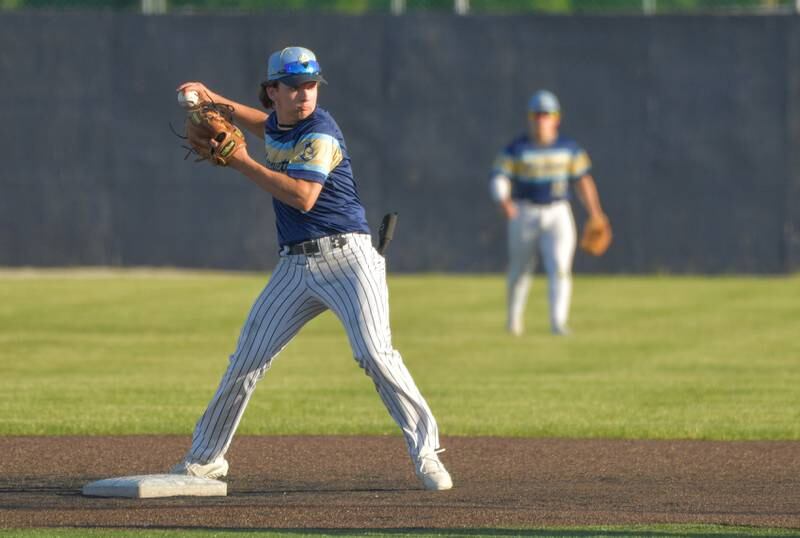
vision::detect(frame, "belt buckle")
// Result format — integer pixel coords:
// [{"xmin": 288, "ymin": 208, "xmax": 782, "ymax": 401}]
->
[{"xmin": 301, "ymin": 241, "xmax": 318, "ymax": 255}]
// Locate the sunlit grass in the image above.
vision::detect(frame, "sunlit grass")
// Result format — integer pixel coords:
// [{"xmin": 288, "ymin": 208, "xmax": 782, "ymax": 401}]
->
[{"xmin": 0, "ymin": 269, "xmax": 798, "ymax": 439}]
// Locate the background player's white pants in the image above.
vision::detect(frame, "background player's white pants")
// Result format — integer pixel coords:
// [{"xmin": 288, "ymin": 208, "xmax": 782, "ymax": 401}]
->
[
  {"xmin": 187, "ymin": 233, "xmax": 441, "ymax": 465},
  {"xmin": 507, "ymin": 200, "xmax": 576, "ymax": 334}
]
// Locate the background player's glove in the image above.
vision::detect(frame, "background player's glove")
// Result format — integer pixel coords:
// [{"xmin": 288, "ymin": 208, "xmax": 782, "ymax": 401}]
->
[
  {"xmin": 579, "ymin": 213, "xmax": 612, "ymax": 256},
  {"xmin": 184, "ymin": 102, "xmax": 246, "ymax": 166}
]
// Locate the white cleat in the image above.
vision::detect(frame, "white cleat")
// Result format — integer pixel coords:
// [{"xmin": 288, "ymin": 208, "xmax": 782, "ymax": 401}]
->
[
  {"xmin": 508, "ymin": 320, "xmax": 524, "ymax": 337},
  {"xmin": 169, "ymin": 456, "xmax": 229, "ymax": 479},
  {"xmin": 552, "ymin": 325, "xmax": 571, "ymax": 336},
  {"xmin": 415, "ymin": 450, "xmax": 453, "ymax": 491}
]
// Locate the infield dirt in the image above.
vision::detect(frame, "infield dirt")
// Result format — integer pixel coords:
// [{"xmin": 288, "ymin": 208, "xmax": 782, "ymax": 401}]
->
[{"xmin": 1, "ymin": 436, "xmax": 799, "ymax": 530}]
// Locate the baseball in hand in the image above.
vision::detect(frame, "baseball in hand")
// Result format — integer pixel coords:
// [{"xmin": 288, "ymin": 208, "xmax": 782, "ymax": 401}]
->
[{"xmin": 177, "ymin": 90, "xmax": 200, "ymax": 108}]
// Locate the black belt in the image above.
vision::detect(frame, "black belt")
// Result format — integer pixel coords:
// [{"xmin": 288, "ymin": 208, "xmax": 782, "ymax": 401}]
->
[
  {"xmin": 518, "ymin": 199, "xmax": 567, "ymax": 206},
  {"xmin": 284, "ymin": 234, "xmax": 349, "ymax": 256}
]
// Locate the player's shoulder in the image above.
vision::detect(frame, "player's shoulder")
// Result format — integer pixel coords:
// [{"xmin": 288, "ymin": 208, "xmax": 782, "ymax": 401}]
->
[
  {"xmin": 264, "ymin": 110, "xmax": 279, "ymax": 132},
  {"xmin": 503, "ymin": 134, "xmax": 530, "ymax": 154},
  {"xmin": 554, "ymin": 134, "xmax": 584, "ymax": 152},
  {"xmin": 300, "ymin": 107, "xmax": 343, "ymax": 137}
]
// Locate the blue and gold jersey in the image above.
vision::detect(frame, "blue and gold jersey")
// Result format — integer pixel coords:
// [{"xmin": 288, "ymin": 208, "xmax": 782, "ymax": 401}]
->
[
  {"xmin": 264, "ymin": 107, "xmax": 370, "ymax": 246},
  {"xmin": 491, "ymin": 134, "xmax": 591, "ymax": 204}
]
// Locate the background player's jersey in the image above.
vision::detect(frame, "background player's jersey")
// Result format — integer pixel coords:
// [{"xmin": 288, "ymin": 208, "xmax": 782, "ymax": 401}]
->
[
  {"xmin": 264, "ymin": 107, "xmax": 370, "ymax": 246},
  {"xmin": 492, "ymin": 134, "xmax": 591, "ymax": 204}
]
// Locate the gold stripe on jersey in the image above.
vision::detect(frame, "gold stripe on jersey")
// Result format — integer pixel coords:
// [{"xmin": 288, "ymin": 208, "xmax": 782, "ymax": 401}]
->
[
  {"xmin": 494, "ymin": 147, "xmax": 591, "ymax": 183},
  {"xmin": 570, "ymin": 151, "xmax": 591, "ymax": 178},
  {"xmin": 264, "ymin": 133, "xmax": 343, "ymax": 178}
]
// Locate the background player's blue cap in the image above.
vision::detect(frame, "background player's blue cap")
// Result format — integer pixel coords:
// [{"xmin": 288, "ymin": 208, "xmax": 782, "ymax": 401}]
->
[
  {"xmin": 528, "ymin": 90, "xmax": 560, "ymax": 113},
  {"xmin": 267, "ymin": 46, "xmax": 327, "ymax": 88}
]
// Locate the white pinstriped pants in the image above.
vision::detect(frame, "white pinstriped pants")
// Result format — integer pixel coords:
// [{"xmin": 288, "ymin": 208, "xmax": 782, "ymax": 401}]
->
[{"xmin": 187, "ymin": 233, "xmax": 441, "ymax": 464}]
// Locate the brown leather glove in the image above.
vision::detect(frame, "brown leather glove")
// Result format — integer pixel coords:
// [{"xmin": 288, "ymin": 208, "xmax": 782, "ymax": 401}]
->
[
  {"xmin": 184, "ymin": 103, "xmax": 246, "ymax": 166},
  {"xmin": 579, "ymin": 213, "xmax": 612, "ymax": 256}
]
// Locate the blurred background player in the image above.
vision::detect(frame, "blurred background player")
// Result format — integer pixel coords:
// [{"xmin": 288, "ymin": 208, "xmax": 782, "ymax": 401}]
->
[{"xmin": 489, "ymin": 90, "xmax": 608, "ymax": 336}]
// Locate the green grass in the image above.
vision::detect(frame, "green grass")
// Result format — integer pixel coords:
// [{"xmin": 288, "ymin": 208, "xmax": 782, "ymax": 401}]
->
[
  {"xmin": 0, "ymin": 269, "xmax": 798, "ymax": 439},
  {"xmin": 2, "ymin": 270, "xmax": 799, "ymax": 537}
]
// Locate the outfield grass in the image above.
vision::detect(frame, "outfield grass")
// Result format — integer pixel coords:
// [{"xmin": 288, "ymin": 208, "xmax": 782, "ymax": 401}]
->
[{"xmin": 0, "ymin": 269, "xmax": 798, "ymax": 439}]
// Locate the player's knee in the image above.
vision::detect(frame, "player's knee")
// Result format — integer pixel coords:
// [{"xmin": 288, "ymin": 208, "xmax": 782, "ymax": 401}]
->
[{"xmin": 354, "ymin": 347, "xmax": 401, "ymax": 371}]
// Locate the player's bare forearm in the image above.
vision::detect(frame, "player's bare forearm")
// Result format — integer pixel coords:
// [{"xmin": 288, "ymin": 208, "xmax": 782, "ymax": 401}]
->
[
  {"xmin": 229, "ymin": 153, "xmax": 322, "ymax": 212},
  {"xmin": 576, "ymin": 175, "xmax": 604, "ymax": 217},
  {"xmin": 229, "ymin": 105, "xmax": 268, "ymax": 137},
  {"xmin": 206, "ymin": 97, "xmax": 266, "ymax": 137}
]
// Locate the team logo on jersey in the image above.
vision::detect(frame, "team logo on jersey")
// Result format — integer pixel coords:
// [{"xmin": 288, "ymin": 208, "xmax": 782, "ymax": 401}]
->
[{"xmin": 299, "ymin": 141, "xmax": 317, "ymax": 162}]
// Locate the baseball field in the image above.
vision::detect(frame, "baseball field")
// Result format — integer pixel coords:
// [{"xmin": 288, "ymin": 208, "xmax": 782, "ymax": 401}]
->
[{"xmin": 1, "ymin": 269, "xmax": 799, "ymax": 537}]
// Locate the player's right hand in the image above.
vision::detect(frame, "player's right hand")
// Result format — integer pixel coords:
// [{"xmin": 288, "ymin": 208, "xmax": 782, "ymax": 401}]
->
[
  {"xmin": 176, "ymin": 82, "xmax": 214, "ymax": 104},
  {"xmin": 501, "ymin": 200, "xmax": 518, "ymax": 220}
]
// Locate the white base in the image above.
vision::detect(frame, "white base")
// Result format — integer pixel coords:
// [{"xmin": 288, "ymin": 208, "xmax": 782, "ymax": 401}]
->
[{"xmin": 82, "ymin": 474, "xmax": 227, "ymax": 498}]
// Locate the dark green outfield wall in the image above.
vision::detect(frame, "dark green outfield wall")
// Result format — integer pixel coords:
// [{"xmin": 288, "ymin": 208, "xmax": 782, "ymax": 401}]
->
[{"xmin": 1, "ymin": 12, "xmax": 798, "ymax": 273}]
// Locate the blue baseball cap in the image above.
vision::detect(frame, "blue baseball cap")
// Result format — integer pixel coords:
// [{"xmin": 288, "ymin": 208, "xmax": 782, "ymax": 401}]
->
[
  {"xmin": 528, "ymin": 90, "xmax": 560, "ymax": 114},
  {"xmin": 266, "ymin": 46, "xmax": 327, "ymax": 88}
]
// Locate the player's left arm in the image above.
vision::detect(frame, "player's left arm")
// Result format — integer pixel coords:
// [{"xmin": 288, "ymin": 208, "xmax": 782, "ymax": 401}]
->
[
  {"xmin": 227, "ymin": 153, "xmax": 323, "ymax": 211},
  {"xmin": 574, "ymin": 174, "xmax": 606, "ymax": 218},
  {"xmin": 569, "ymin": 145, "xmax": 606, "ymax": 218},
  {"xmin": 223, "ymin": 130, "xmax": 342, "ymax": 212}
]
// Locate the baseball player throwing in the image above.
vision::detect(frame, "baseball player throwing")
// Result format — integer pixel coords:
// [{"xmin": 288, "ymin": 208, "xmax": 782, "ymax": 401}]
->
[
  {"xmin": 490, "ymin": 90, "xmax": 608, "ymax": 336},
  {"xmin": 170, "ymin": 46, "xmax": 452, "ymax": 491}
]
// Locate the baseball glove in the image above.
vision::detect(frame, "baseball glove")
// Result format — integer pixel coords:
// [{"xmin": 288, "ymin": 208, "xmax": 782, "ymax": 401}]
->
[
  {"xmin": 579, "ymin": 214, "xmax": 612, "ymax": 256},
  {"xmin": 183, "ymin": 103, "xmax": 246, "ymax": 166}
]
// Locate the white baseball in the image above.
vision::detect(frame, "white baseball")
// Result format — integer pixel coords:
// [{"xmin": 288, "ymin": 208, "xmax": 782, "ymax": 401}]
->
[{"xmin": 177, "ymin": 90, "xmax": 200, "ymax": 108}]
